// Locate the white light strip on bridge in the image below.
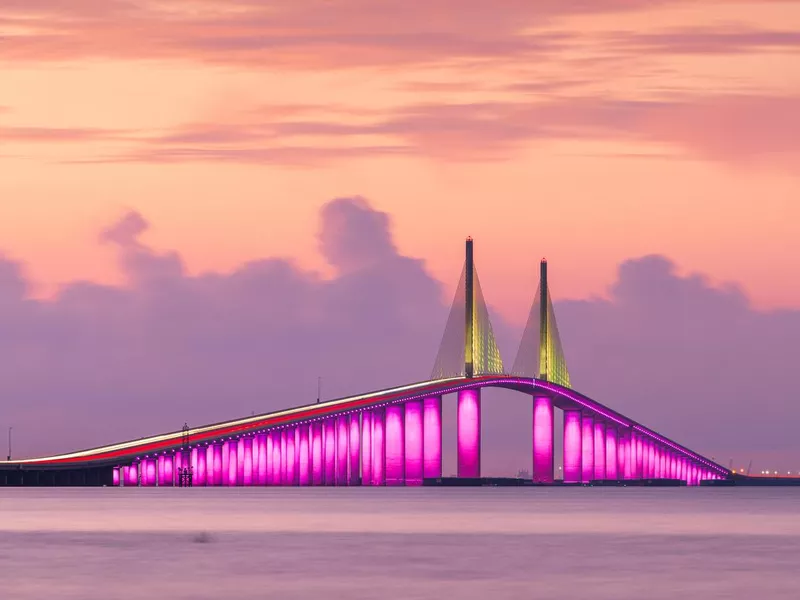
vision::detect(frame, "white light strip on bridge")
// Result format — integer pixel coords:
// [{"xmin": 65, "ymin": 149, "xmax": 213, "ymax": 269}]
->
[{"xmin": 2, "ymin": 377, "xmax": 464, "ymax": 464}]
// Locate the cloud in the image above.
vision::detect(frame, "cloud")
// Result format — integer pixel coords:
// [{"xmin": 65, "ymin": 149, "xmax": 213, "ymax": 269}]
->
[
  {"xmin": 0, "ymin": 201, "xmax": 797, "ymax": 472},
  {"xmin": 4, "ymin": 1, "xmax": 790, "ymax": 68},
  {"xmin": 98, "ymin": 93, "xmax": 800, "ymax": 167},
  {"xmin": 606, "ymin": 28, "xmax": 800, "ymax": 55},
  {"xmin": 559, "ymin": 255, "xmax": 800, "ymax": 469}
]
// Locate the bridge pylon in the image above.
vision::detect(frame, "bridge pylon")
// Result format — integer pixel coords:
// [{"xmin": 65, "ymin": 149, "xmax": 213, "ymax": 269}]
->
[
  {"xmin": 512, "ymin": 258, "xmax": 571, "ymax": 387},
  {"xmin": 431, "ymin": 237, "xmax": 504, "ymax": 379}
]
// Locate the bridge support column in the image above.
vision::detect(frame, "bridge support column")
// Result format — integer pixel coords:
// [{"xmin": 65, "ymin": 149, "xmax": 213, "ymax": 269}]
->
[
  {"xmin": 285, "ymin": 429, "xmax": 295, "ymax": 486},
  {"xmin": 256, "ymin": 435, "xmax": 267, "ymax": 485},
  {"xmin": 581, "ymin": 413, "xmax": 594, "ymax": 483},
  {"xmin": 563, "ymin": 409, "xmax": 582, "ymax": 483},
  {"xmin": 311, "ymin": 423, "xmax": 323, "ymax": 486},
  {"xmin": 243, "ymin": 438, "xmax": 253, "ymax": 486},
  {"xmin": 113, "ymin": 467, "xmax": 120, "ymax": 486},
  {"xmin": 281, "ymin": 428, "xmax": 294, "ymax": 485},
  {"xmin": 337, "ymin": 417, "xmax": 349, "ymax": 485},
  {"xmin": 647, "ymin": 442, "xmax": 655, "ymax": 478},
  {"xmin": 636, "ymin": 436, "xmax": 644, "ymax": 479},
  {"xmin": 372, "ymin": 408, "xmax": 386, "ymax": 486},
  {"xmin": 197, "ymin": 446, "xmax": 208, "ymax": 486},
  {"xmin": 457, "ymin": 388, "xmax": 481, "ymax": 478},
  {"xmin": 221, "ymin": 441, "xmax": 229, "ymax": 485},
  {"xmin": 532, "ymin": 396, "xmax": 554, "ymax": 483},
  {"xmin": 628, "ymin": 433, "xmax": 637, "ymax": 479},
  {"xmin": 405, "ymin": 400, "xmax": 424, "ymax": 486},
  {"xmin": 618, "ymin": 430, "xmax": 630, "ymax": 479},
  {"xmin": 298, "ymin": 425, "xmax": 310, "ymax": 486},
  {"xmin": 142, "ymin": 458, "xmax": 156, "ymax": 486},
  {"xmin": 423, "ymin": 396, "xmax": 442, "ymax": 479},
  {"xmin": 210, "ymin": 444, "xmax": 222, "ymax": 486},
  {"xmin": 593, "ymin": 421, "xmax": 606, "ymax": 481},
  {"xmin": 324, "ymin": 420, "xmax": 336, "ymax": 485},
  {"xmin": 386, "ymin": 404, "xmax": 405, "ymax": 486},
  {"xmin": 349, "ymin": 414, "xmax": 360, "ymax": 486},
  {"xmin": 270, "ymin": 433, "xmax": 281, "ymax": 485},
  {"xmin": 361, "ymin": 412, "xmax": 373, "ymax": 485},
  {"xmin": 605, "ymin": 427, "xmax": 618, "ymax": 480},
  {"xmin": 228, "ymin": 441, "xmax": 239, "ymax": 486}
]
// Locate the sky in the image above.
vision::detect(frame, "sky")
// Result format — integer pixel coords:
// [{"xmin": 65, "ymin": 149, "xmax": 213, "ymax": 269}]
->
[{"xmin": 1, "ymin": 1, "xmax": 799, "ymax": 473}]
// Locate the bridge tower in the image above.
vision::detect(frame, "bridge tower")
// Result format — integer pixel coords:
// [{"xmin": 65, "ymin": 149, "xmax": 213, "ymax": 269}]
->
[
  {"xmin": 513, "ymin": 258, "xmax": 572, "ymax": 483},
  {"xmin": 431, "ymin": 237, "xmax": 504, "ymax": 478}
]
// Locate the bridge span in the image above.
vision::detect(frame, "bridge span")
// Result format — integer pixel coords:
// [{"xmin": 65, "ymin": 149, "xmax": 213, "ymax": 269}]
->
[
  {"xmin": 0, "ymin": 375, "xmax": 729, "ymax": 487},
  {"xmin": 0, "ymin": 239, "xmax": 731, "ymax": 486}
]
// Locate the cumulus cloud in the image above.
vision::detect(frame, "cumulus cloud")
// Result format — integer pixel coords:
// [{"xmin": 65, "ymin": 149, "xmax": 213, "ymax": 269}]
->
[{"xmin": 0, "ymin": 200, "xmax": 797, "ymax": 473}]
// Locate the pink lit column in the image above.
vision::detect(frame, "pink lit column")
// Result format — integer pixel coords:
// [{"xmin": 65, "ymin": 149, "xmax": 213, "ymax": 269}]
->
[
  {"xmin": 628, "ymin": 433, "xmax": 637, "ymax": 479},
  {"xmin": 298, "ymin": 425, "xmax": 310, "ymax": 486},
  {"xmin": 210, "ymin": 444, "xmax": 222, "ymax": 486},
  {"xmin": 324, "ymin": 420, "xmax": 336, "ymax": 485},
  {"xmin": 423, "ymin": 396, "xmax": 442, "ymax": 479},
  {"xmin": 286, "ymin": 429, "xmax": 296, "ymax": 486},
  {"xmin": 113, "ymin": 468, "xmax": 121, "ymax": 486},
  {"xmin": 227, "ymin": 441, "xmax": 239, "ymax": 486},
  {"xmin": 457, "ymin": 388, "xmax": 481, "ymax": 478},
  {"xmin": 266, "ymin": 433, "xmax": 274, "ymax": 485},
  {"xmin": 190, "ymin": 448, "xmax": 199, "ymax": 486},
  {"xmin": 237, "ymin": 439, "xmax": 245, "ymax": 486},
  {"xmin": 623, "ymin": 431, "xmax": 633, "ymax": 479},
  {"xmin": 337, "ymin": 417, "xmax": 349, "ymax": 485},
  {"xmin": 174, "ymin": 452, "xmax": 183, "ymax": 486},
  {"xmin": 348, "ymin": 414, "xmax": 360, "ymax": 486},
  {"xmin": 143, "ymin": 458, "xmax": 156, "ymax": 486},
  {"xmin": 126, "ymin": 463, "xmax": 139, "ymax": 486},
  {"xmin": 372, "ymin": 408, "xmax": 386, "ymax": 486},
  {"xmin": 271, "ymin": 433, "xmax": 282, "ymax": 486},
  {"xmin": 280, "ymin": 430, "xmax": 288, "ymax": 486},
  {"xmin": 404, "ymin": 400, "xmax": 424, "ymax": 486},
  {"xmin": 605, "ymin": 427, "xmax": 618, "ymax": 480},
  {"xmin": 593, "ymin": 421, "xmax": 606, "ymax": 481},
  {"xmin": 636, "ymin": 435, "xmax": 644, "ymax": 479},
  {"xmin": 256, "ymin": 435, "xmax": 267, "ymax": 485},
  {"xmin": 563, "ymin": 410, "xmax": 582, "ymax": 483},
  {"xmin": 311, "ymin": 423, "xmax": 323, "ymax": 486},
  {"xmin": 361, "ymin": 412, "xmax": 373, "ymax": 485},
  {"xmin": 157, "ymin": 455, "xmax": 166, "ymax": 486},
  {"xmin": 385, "ymin": 404, "xmax": 405, "ymax": 486},
  {"xmin": 618, "ymin": 431, "xmax": 629, "ymax": 479},
  {"xmin": 196, "ymin": 446, "xmax": 207, "ymax": 486},
  {"xmin": 532, "ymin": 396, "xmax": 554, "ymax": 483},
  {"xmin": 242, "ymin": 438, "xmax": 253, "ymax": 486},
  {"xmin": 581, "ymin": 413, "xmax": 594, "ymax": 483}
]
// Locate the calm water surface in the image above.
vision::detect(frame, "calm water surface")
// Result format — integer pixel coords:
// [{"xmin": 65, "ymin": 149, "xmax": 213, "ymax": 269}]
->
[{"xmin": 1, "ymin": 487, "xmax": 798, "ymax": 599}]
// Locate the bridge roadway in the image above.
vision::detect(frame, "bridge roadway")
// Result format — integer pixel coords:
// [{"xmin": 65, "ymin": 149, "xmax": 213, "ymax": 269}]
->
[{"xmin": 0, "ymin": 375, "xmax": 730, "ymax": 486}]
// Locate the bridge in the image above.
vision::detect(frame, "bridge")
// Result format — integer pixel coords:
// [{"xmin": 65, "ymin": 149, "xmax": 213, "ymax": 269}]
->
[{"xmin": 0, "ymin": 239, "xmax": 730, "ymax": 487}]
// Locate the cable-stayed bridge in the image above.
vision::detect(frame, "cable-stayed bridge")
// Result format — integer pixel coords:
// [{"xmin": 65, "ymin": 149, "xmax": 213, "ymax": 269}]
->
[{"xmin": 0, "ymin": 239, "xmax": 730, "ymax": 487}]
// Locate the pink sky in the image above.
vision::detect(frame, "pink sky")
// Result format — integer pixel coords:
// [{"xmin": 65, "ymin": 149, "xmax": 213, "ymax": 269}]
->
[{"xmin": 1, "ymin": 1, "xmax": 799, "ymax": 469}]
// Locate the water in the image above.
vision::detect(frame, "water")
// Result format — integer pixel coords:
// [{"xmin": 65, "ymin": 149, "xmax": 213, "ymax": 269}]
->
[{"xmin": 1, "ymin": 488, "xmax": 798, "ymax": 599}]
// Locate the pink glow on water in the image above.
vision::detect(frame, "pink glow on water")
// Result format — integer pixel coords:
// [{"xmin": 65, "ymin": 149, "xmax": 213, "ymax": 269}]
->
[
  {"xmin": 581, "ymin": 414, "xmax": 594, "ymax": 483},
  {"xmin": 423, "ymin": 396, "xmax": 442, "ymax": 479},
  {"xmin": 404, "ymin": 400, "xmax": 423, "ymax": 486},
  {"xmin": 457, "ymin": 388, "xmax": 481, "ymax": 478},
  {"xmin": 563, "ymin": 410, "xmax": 582, "ymax": 484},
  {"xmin": 532, "ymin": 396, "xmax": 554, "ymax": 483},
  {"xmin": 361, "ymin": 411, "xmax": 373, "ymax": 485},
  {"xmin": 385, "ymin": 404, "xmax": 405, "ymax": 486}
]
